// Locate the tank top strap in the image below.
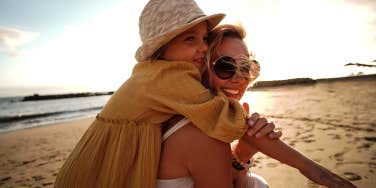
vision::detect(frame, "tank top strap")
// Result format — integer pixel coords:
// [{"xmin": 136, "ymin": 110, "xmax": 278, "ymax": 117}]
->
[{"xmin": 162, "ymin": 118, "xmax": 191, "ymax": 141}]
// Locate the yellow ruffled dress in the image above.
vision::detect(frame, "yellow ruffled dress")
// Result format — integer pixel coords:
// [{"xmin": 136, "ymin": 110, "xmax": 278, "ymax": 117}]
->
[{"xmin": 54, "ymin": 60, "xmax": 248, "ymax": 188}]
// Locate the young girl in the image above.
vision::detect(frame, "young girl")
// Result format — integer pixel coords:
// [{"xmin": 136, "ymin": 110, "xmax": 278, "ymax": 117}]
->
[{"xmin": 54, "ymin": 0, "xmax": 252, "ymax": 187}]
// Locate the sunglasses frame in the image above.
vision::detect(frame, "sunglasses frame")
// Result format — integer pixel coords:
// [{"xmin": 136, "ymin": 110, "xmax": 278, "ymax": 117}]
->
[{"xmin": 212, "ymin": 55, "xmax": 252, "ymax": 80}]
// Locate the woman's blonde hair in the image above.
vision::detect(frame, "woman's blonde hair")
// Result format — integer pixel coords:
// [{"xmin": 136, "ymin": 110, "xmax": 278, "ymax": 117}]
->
[{"xmin": 207, "ymin": 24, "xmax": 247, "ymax": 58}]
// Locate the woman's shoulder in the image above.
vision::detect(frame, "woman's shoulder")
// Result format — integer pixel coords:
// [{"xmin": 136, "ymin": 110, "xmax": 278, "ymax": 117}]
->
[
  {"xmin": 160, "ymin": 118, "xmax": 231, "ymax": 181},
  {"xmin": 164, "ymin": 120, "xmax": 228, "ymax": 154}
]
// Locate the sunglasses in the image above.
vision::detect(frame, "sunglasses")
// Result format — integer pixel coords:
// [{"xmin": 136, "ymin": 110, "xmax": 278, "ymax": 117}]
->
[{"xmin": 213, "ymin": 56, "xmax": 252, "ymax": 80}]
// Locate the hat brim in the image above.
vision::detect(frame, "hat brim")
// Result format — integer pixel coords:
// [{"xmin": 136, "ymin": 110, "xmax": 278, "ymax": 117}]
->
[{"xmin": 135, "ymin": 13, "xmax": 225, "ymax": 62}]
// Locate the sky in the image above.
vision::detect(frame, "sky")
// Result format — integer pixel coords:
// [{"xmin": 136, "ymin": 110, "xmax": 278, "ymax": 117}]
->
[{"xmin": 0, "ymin": 0, "xmax": 375, "ymax": 96}]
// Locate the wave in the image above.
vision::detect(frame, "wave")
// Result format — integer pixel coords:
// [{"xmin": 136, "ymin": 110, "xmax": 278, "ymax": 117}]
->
[{"xmin": 0, "ymin": 106, "xmax": 103, "ymax": 123}]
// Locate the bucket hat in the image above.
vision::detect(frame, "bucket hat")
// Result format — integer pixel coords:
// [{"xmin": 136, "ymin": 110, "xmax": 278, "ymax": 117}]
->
[{"xmin": 135, "ymin": 0, "xmax": 225, "ymax": 61}]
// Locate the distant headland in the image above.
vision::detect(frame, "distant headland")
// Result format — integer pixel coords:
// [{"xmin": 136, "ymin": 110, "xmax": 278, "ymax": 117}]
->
[
  {"xmin": 251, "ymin": 74, "xmax": 376, "ymax": 89},
  {"xmin": 22, "ymin": 91, "xmax": 114, "ymax": 101}
]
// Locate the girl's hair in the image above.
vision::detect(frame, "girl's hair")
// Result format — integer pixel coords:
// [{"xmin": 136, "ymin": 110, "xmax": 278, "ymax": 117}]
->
[
  {"xmin": 202, "ymin": 24, "xmax": 250, "ymax": 91},
  {"xmin": 150, "ymin": 45, "xmax": 166, "ymax": 60}
]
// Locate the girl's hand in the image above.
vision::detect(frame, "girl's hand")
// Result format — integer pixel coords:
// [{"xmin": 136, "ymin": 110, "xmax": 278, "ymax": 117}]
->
[{"xmin": 242, "ymin": 102, "xmax": 282, "ymax": 139}]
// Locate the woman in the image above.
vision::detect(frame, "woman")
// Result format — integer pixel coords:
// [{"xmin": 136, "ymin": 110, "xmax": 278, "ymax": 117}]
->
[
  {"xmin": 55, "ymin": 0, "xmax": 254, "ymax": 187},
  {"xmin": 157, "ymin": 24, "xmax": 356, "ymax": 188}
]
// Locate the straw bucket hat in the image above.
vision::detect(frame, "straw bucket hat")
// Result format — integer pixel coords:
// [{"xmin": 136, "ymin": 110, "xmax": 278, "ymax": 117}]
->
[{"xmin": 135, "ymin": 0, "xmax": 225, "ymax": 61}]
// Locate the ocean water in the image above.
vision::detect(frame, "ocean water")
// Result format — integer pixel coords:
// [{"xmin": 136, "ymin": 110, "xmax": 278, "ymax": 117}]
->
[
  {"xmin": 1, "ymin": 76, "xmax": 375, "ymax": 133},
  {"xmin": 0, "ymin": 95, "xmax": 111, "ymax": 133}
]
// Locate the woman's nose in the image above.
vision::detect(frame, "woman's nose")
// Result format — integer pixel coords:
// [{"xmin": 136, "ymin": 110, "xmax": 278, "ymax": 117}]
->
[{"xmin": 230, "ymin": 70, "xmax": 245, "ymax": 83}]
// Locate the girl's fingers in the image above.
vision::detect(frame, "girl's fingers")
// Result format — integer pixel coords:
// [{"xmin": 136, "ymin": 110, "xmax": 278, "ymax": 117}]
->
[
  {"xmin": 268, "ymin": 130, "xmax": 283, "ymax": 139},
  {"xmin": 247, "ymin": 117, "xmax": 267, "ymax": 136},
  {"xmin": 247, "ymin": 112, "xmax": 260, "ymax": 127},
  {"xmin": 254, "ymin": 122, "xmax": 275, "ymax": 138}
]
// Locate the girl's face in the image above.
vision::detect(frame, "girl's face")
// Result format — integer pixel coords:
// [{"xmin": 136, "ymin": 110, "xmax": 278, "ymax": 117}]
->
[
  {"xmin": 209, "ymin": 37, "xmax": 250, "ymax": 100},
  {"xmin": 161, "ymin": 21, "xmax": 208, "ymax": 71}
]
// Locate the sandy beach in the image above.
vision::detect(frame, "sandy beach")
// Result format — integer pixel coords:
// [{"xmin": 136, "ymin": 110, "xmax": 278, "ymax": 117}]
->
[
  {"xmin": 0, "ymin": 118, "xmax": 93, "ymax": 187},
  {"xmin": 1, "ymin": 77, "xmax": 375, "ymax": 187}
]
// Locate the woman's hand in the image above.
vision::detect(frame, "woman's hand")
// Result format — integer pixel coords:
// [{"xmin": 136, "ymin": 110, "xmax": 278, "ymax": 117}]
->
[{"xmin": 242, "ymin": 102, "xmax": 282, "ymax": 139}]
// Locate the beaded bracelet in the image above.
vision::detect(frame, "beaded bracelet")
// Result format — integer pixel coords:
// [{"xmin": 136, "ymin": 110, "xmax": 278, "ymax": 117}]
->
[{"xmin": 232, "ymin": 156, "xmax": 251, "ymax": 171}]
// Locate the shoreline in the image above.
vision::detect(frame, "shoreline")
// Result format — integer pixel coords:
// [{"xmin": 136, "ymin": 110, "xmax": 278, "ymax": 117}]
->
[{"xmin": 0, "ymin": 115, "xmax": 96, "ymax": 134}]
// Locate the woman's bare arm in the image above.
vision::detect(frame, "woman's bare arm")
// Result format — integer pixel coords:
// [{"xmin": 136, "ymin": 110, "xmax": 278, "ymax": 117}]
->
[{"xmin": 240, "ymin": 132, "xmax": 356, "ymax": 188}]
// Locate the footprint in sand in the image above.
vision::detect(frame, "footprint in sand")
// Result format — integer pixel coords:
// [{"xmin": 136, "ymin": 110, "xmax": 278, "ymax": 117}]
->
[
  {"xmin": 320, "ymin": 127, "xmax": 336, "ymax": 131},
  {"xmin": 266, "ymin": 163, "xmax": 279, "ymax": 168},
  {"xmin": 343, "ymin": 172, "xmax": 362, "ymax": 181},
  {"xmin": 369, "ymin": 162, "xmax": 376, "ymax": 169},
  {"xmin": 21, "ymin": 159, "xmax": 36, "ymax": 165},
  {"xmin": 330, "ymin": 151, "xmax": 345, "ymax": 162},
  {"xmin": 295, "ymin": 132, "xmax": 301, "ymax": 137},
  {"xmin": 303, "ymin": 139, "xmax": 315, "ymax": 143},
  {"xmin": 42, "ymin": 182, "xmax": 54, "ymax": 186},
  {"xmin": 0, "ymin": 176, "xmax": 11, "ymax": 183},
  {"xmin": 327, "ymin": 133, "xmax": 341, "ymax": 140},
  {"xmin": 364, "ymin": 136, "xmax": 376, "ymax": 142},
  {"xmin": 298, "ymin": 133, "xmax": 315, "ymax": 143},
  {"xmin": 32, "ymin": 175, "xmax": 45, "ymax": 181},
  {"xmin": 357, "ymin": 143, "xmax": 371, "ymax": 150}
]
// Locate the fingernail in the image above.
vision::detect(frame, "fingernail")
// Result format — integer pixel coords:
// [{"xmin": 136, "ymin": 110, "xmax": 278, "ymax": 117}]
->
[
  {"xmin": 255, "ymin": 133, "xmax": 261, "ymax": 138},
  {"xmin": 248, "ymin": 120, "xmax": 254, "ymax": 126},
  {"xmin": 247, "ymin": 130, "xmax": 253, "ymax": 136}
]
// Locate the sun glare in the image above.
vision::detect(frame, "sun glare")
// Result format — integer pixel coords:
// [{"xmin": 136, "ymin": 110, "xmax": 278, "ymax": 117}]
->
[
  {"xmin": 199, "ymin": 0, "xmax": 376, "ymax": 81},
  {"xmin": 14, "ymin": 1, "xmax": 143, "ymax": 92},
  {"xmin": 4, "ymin": 0, "xmax": 375, "ymax": 93}
]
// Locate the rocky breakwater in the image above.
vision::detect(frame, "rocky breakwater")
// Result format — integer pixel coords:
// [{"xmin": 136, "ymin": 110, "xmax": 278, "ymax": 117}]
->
[{"xmin": 22, "ymin": 91, "xmax": 114, "ymax": 101}]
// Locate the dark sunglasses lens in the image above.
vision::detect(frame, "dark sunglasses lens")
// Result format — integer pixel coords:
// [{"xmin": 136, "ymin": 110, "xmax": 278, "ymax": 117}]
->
[{"xmin": 214, "ymin": 57, "xmax": 236, "ymax": 79}]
